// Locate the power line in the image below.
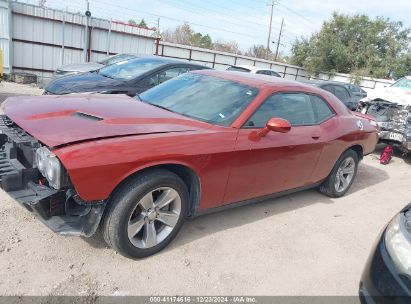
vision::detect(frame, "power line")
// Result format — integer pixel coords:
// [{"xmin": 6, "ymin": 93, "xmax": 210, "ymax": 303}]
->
[
  {"xmin": 277, "ymin": 3, "xmax": 321, "ymax": 29},
  {"xmin": 165, "ymin": 0, "xmax": 273, "ymax": 30},
  {"xmin": 159, "ymin": 0, "xmax": 270, "ymax": 34},
  {"xmin": 91, "ymin": 0, "xmax": 262, "ymax": 39}
]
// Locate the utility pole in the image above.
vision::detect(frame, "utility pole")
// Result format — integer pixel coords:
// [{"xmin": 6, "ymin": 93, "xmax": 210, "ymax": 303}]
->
[
  {"xmin": 157, "ymin": 18, "xmax": 160, "ymax": 38},
  {"xmin": 275, "ymin": 18, "xmax": 284, "ymax": 61},
  {"xmin": 266, "ymin": 0, "xmax": 275, "ymax": 55},
  {"xmin": 84, "ymin": 0, "xmax": 90, "ymax": 62}
]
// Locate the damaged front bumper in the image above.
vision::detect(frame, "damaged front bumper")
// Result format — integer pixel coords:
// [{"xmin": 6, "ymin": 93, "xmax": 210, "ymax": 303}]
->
[
  {"xmin": 359, "ymin": 100, "xmax": 411, "ymax": 152},
  {"xmin": 0, "ymin": 115, "xmax": 105, "ymax": 237}
]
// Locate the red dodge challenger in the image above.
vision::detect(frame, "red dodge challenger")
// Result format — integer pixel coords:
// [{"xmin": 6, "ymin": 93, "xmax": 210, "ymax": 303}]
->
[{"xmin": 0, "ymin": 70, "xmax": 378, "ymax": 258}]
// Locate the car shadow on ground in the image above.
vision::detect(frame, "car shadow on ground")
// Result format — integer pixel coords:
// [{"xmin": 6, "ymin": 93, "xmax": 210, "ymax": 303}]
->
[
  {"xmin": 82, "ymin": 161, "xmax": 389, "ymax": 251},
  {"xmin": 169, "ymin": 162, "xmax": 388, "ymax": 251}
]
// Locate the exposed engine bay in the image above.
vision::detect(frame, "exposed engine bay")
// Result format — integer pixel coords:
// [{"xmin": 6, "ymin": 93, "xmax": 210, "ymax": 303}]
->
[{"xmin": 357, "ymin": 99, "xmax": 411, "ymax": 153}]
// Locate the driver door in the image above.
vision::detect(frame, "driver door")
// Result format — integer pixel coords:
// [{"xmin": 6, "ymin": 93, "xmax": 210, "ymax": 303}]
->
[{"xmin": 223, "ymin": 92, "xmax": 329, "ymax": 204}]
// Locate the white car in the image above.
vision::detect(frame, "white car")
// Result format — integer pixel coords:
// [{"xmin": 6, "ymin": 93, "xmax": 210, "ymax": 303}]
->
[
  {"xmin": 227, "ymin": 65, "xmax": 281, "ymax": 77},
  {"xmin": 358, "ymin": 76, "xmax": 411, "ymax": 153},
  {"xmin": 54, "ymin": 53, "xmax": 137, "ymax": 78}
]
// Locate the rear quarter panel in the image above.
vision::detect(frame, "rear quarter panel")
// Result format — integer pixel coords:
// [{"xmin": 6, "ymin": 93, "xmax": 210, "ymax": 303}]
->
[{"xmin": 310, "ymin": 113, "xmax": 378, "ymax": 183}]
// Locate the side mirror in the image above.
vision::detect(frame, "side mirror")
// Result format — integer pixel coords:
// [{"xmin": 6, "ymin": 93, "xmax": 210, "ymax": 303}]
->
[
  {"xmin": 258, "ymin": 118, "xmax": 291, "ymax": 137},
  {"xmin": 126, "ymin": 91, "xmax": 136, "ymax": 97}
]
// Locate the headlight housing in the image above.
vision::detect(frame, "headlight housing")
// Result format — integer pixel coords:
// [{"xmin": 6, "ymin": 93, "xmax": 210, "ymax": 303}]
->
[
  {"xmin": 35, "ymin": 147, "xmax": 66, "ymax": 189},
  {"xmin": 385, "ymin": 210, "xmax": 411, "ymax": 275}
]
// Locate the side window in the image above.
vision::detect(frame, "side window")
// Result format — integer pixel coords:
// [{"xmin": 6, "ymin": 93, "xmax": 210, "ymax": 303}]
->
[
  {"xmin": 321, "ymin": 85, "xmax": 335, "ymax": 95},
  {"xmin": 349, "ymin": 85, "xmax": 360, "ymax": 93},
  {"xmin": 310, "ymin": 95, "xmax": 335, "ymax": 122},
  {"xmin": 333, "ymin": 86, "xmax": 350, "ymax": 102},
  {"xmin": 148, "ymin": 67, "xmax": 190, "ymax": 87},
  {"xmin": 256, "ymin": 70, "xmax": 269, "ymax": 75},
  {"xmin": 189, "ymin": 66, "xmax": 206, "ymax": 71},
  {"xmin": 245, "ymin": 93, "xmax": 316, "ymax": 128}
]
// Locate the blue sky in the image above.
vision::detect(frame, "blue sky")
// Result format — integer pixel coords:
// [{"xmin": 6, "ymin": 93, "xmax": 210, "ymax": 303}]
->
[{"xmin": 23, "ymin": 0, "xmax": 411, "ymax": 55}]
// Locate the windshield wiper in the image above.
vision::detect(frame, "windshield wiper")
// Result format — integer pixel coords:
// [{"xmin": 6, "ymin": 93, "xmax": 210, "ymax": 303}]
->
[{"xmin": 98, "ymin": 71, "xmax": 114, "ymax": 79}]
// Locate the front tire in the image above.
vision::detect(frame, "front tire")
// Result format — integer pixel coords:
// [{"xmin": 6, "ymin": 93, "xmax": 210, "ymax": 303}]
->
[
  {"xmin": 319, "ymin": 149, "xmax": 359, "ymax": 198},
  {"xmin": 102, "ymin": 169, "xmax": 188, "ymax": 259}
]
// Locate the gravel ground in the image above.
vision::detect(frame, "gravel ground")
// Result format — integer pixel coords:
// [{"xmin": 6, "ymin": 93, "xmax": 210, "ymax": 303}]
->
[
  {"xmin": 0, "ymin": 83, "xmax": 410, "ymax": 298},
  {"xmin": 1, "ymin": 149, "xmax": 410, "ymax": 297},
  {"xmin": 0, "ymin": 81, "xmax": 43, "ymax": 103}
]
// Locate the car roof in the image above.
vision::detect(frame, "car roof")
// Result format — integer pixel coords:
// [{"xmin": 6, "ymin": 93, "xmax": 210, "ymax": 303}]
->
[
  {"xmin": 191, "ymin": 70, "xmax": 351, "ymax": 123},
  {"xmin": 301, "ymin": 79, "xmax": 350, "ymax": 87},
  {"xmin": 124, "ymin": 56, "xmax": 209, "ymax": 68},
  {"xmin": 230, "ymin": 65, "xmax": 278, "ymax": 73},
  {"xmin": 194, "ymin": 69, "xmax": 320, "ymax": 89}
]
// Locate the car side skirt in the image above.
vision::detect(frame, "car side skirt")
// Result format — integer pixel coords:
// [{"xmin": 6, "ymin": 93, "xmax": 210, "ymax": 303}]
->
[{"xmin": 193, "ymin": 181, "xmax": 323, "ymax": 217}]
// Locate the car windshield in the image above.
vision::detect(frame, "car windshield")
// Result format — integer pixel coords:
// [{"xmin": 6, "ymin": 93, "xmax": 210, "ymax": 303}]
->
[
  {"xmin": 347, "ymin": 84, "xmax": 360, "ymax": 92},
  {"xmin": 98, "ymin": 54, "xmax": 136, "ymax": 66},
  {"xmin": 139, "ymin": 73, "xmax": 259, "ymax": 126},
  {"xmin": 98, "ymin": 58, "xmax": 165, "ymax": 80},
  {"xmin": 391, "ymin": 77, "xmax": 411, "ymax": 90}
]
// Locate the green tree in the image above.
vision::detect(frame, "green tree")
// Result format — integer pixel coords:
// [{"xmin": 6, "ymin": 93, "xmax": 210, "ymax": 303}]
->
[
  {"xmin": 138, "ymin": 19, "xmax": 148, "ymax": 28},
  {"xmin": 290, "ymin": 13, "xmax": 411, "ymax": 78},
  {"xmin": 213, "ymin": 40, "xmax": 240, "ymax": 53},
  {"xmin": 190, "ymin": 32, "xmax": 203, "ymax": 47},
  {"xmin": 245, "ymin": 44, "xmax": 272, "ymax": 60},
  {"xmin": 200, "ymin": 34, "xmax": 213, "ymax": 49}
]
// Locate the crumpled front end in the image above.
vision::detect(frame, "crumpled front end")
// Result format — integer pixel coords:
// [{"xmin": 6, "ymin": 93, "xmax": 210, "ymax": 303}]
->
[
  {"xmin": 359, "ymin": 100, "xmax": 411, "ymax": 152},
  {"xmin": 0, "ymin": 115, "xmax": 105, "ymax": 237}
]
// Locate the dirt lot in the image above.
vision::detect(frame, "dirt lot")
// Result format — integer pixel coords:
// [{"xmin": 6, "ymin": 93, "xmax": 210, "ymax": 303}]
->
[
  {"xmin": 0, "ymin": 81, "xmax": 43, "ymax": 103},
  {"xmin": 0, "ymin": 82, "xmax": 410, "ymax": 297}
]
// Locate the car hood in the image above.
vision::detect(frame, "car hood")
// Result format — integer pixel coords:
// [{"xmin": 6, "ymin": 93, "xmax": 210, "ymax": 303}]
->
[
  {"xmin": 45, "ymin": 72, "xmax": 123, "ymax": 94},
  {"xmin": 366, "ymin": 87, "xmax": 411, "ymax": 105},
  {"xmin": 2, "ymin": 94, "xmax": 210, "ymax": 147},
  {"xmin": 57, "ymin": 63, "xmax": 104, "ymax": 73}
]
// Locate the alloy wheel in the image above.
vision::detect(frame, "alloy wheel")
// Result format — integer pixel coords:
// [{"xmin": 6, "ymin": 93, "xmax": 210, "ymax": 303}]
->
[
  {"xmin": 334, "ymin": 157, "xmax": 356, "ymax": 193},
  {"xmin": 127, "ymin": 187, "xmax": 181, "ymax": 249}
]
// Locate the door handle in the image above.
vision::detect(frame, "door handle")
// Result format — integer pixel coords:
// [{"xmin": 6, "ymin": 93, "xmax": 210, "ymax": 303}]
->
[{"xmin": 312, "ymin": 135, "xmax": 321, "ymax": 140}]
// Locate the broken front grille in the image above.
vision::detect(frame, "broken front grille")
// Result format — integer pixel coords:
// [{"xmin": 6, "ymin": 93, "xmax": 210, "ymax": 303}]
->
[
  {"xmin": 367, "ymin": 102, "xmax": 411, "ymax": 134},
  {"xmin": 0, "ymin": 115, "xmax": 41, "ymax": 191}
]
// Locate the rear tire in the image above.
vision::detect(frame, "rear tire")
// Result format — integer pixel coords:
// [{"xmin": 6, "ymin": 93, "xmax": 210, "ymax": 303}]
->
[
  {"xmin": 319, "ymin": 149, "xmax": 359, "ymax": 198},
  {"xmin": 102, "ymin": 169, "xmax": 188, "ymax": 259}
]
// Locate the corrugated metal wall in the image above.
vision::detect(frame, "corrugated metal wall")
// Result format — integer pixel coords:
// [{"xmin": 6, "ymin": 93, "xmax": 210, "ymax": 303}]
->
[
  {"xmin": 157, "ymin": 41, "xmax": 394, "ymax": 89},
  {"xmin": 1, "ymin": 1, "xmax": 392, "ymax": 89},
  {"xmin": 9, "ymin": 2, "xmax": 156, "ymax": 84}
]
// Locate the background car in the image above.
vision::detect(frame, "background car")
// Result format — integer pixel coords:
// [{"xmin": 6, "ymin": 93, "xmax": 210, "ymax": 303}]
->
[
  {"xmin": 390, "ymin": 76, "xmax": 411, "ymax": 90},
  {"xmin": 357, "ymin": 76, "xmax": 411, "ymax": 153},
  {"xmin": 360, "ymin": 202, "xmax": 411, "ymax": 303},
  {"xmin": 345, "ymin": 83, "xmax": 367, "ymax": 100},
  {"xmin": 227, "ymin": 64, "xmax": 282, "ymax": 77},
  {"xmin": 2, "ymin": 70, "xmax": 378, "ymax": 259},
  {"xmin": 304, "ymin": 80, "xmax": 359, "ymax": 110},
  {"xmin": 44, "ymin": 56, "xmax": 210, "ymax": 96},
  {"xmin": 54, "ymin": 53, "xmax": 138, "ymax": 78}
]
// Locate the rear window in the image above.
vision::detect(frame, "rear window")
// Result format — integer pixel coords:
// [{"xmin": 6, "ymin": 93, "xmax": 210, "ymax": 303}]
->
[
  {"xmin": 98, "ymin": 58, "xmax": 165, "ymax": 80},
  {"xmin": 227, "ymin": 66, "xmax": 251, "ymax": 73}
]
